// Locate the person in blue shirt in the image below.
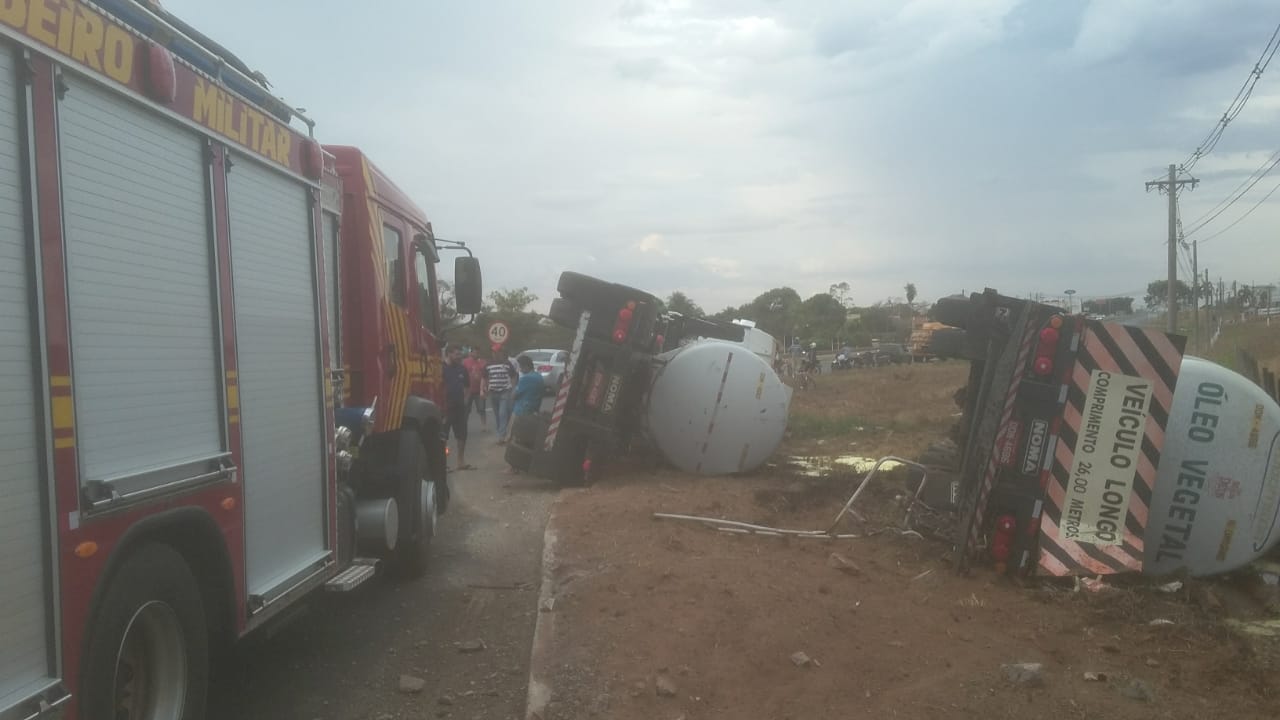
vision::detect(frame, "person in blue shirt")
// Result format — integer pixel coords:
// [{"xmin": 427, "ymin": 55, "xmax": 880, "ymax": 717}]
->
[
  {"xmin": 505, "ymin": 355, "xmax": 546, "ymax": 472},
  {"xmin": 441, "ymin": 343, "xmax": 473, "ymax": 470},
  {"xmin": 511, "ymin": 355, "xmax": 545, "ymax": 421}
]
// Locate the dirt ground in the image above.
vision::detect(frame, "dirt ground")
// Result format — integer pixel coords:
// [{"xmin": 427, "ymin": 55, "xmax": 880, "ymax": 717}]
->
[{"xmin": 539, "ymin": 363, "xmax": 1280, "ymax": 720}]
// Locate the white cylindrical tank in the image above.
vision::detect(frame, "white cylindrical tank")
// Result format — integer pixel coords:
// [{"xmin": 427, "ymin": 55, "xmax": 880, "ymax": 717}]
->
[
  {"xmin": 645, "ymin": 340, "xmax": 791, "ymax": 475},
  {"xmin": 1144, "ymin": 356, "xmax": 1280, "ymax": 575}
]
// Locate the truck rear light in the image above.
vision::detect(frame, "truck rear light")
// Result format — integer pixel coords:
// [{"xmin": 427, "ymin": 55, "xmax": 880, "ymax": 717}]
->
[
  {"xmin": 992, "ymin": 514, "xmax": 1016, "ymax": 572},
  {"xmin": 1032, "ymin": 317, "xmax": 1063, "ymax": 376},
  {"xmin": 613, "ymin": 301, "xmax": 637, "ymax": 343},
  {"xmin": 1033, "ymin": 356, "xmax": 1054, "ymax": 376},
  {"xmin": 537, "ymin": 364, "xmax": 553, "ymax": 373}
]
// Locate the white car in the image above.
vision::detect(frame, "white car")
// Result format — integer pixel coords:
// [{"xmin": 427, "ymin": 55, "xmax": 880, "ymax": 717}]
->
[{"xmin": 519, "ymin": 348, "xmax": 569, "ymax": 394}]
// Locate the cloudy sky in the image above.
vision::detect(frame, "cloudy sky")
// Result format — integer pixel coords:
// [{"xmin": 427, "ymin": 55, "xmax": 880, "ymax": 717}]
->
[{"xmin": 167, "ymin": 0, "xmax": 1280, "ymax": 312}]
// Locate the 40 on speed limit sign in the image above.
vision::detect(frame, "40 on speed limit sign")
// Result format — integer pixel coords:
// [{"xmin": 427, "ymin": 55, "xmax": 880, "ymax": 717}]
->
[{"xmin": 487, "ymin": 321, "xmax": 511, "ymax": 346}]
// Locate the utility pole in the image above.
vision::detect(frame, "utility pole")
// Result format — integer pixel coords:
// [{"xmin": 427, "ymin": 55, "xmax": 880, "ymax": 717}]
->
[
  {"xmin": 1189, "ymin": 240, "xmax": 1199, "ymax": 352},
  {"xmin": 1147, "ymin": 164, "xmax": 1198, "ymax": 333}
]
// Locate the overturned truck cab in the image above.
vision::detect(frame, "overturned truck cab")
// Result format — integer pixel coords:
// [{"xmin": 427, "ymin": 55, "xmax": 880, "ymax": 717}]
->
[
  {"xmin": 506, "ymin": 272, "xmax": 792, "ymax": 485},
  {"xmin": 942, "ymin": 289, "xmax": 1280, "ymax": 578}
]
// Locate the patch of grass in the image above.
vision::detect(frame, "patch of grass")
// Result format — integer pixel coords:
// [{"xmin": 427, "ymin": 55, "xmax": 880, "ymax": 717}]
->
[
  {"xmin": 1200, "ymin": 318, "xmax": 1280, "ymax": 371},
  {"xmin": 787, "ymin": 413, "xmax": 884, "ymax": 440}
]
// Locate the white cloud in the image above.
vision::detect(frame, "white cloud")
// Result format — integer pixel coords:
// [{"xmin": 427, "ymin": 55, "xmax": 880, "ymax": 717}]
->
[
  {"xmin": 163, "ymin": 0, "xmax": 1280, "ymax": 311},
  {"xmin": 700, "ymin": 256, "xmax": 742, "ymax": 278},
  {"xmin": 637, "ymin": 233, "xmax": 671, "ymax": 255}
]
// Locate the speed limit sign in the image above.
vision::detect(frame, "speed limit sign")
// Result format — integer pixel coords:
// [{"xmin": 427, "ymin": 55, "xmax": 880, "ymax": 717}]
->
[{"xmin": 487, "ymin": 321, "xmax": 511, "ymax": 346}]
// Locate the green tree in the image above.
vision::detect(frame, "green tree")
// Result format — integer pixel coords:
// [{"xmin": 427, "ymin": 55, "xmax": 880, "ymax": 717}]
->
[
  {"xmin": 829, "ymin": 281, "xmax": 853, "ymax": 308},
  {"xmin": 748, "ymin": 287, "xmax": 802, "ymax": 340},
  {"xmin": 488, "ymin": 286, "xmax": 538, "ymax": 314},
  {"xmin": 799, "ymin": 293, "xmax": 847, "ymax": 344},
  {"xmin": 666, "ymin": 291, "xmax": 704, "ymax": 317},
  {"xmin": 1144, "ymin": 280, "xmax": 1191, "ymax": 309}
]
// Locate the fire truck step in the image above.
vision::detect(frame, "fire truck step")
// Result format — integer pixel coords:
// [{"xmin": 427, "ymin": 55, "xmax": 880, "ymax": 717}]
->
[{"xmin": 324, "ymin": 559, "xmax": 379, "ymax": 592}]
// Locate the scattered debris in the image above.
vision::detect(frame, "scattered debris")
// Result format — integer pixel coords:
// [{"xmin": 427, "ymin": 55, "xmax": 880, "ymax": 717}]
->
[
  {"xmin": 1083, "ymin": 671, "xmax": 1108, "ymax": 682},
  {"xmin": 911, "ymin": 568, "xmax": 934, "ymax": 581},
  {"xmin": 1145, "ymin": 658, "xmax": 1160, "ymax": 668},
  {"xmin": 1148, "ymin": 618, "xmax": 1176, "ymax": 627},
  {"xmin": 887, "ymin": 640, "xmax": 906, "ymax": 648},
  {"xmin": 455, "ymin": 639, "xmax": 487, "ymax": 653},
  {"xmin": 1156, "ymin": 580, "xmax": 1183, "ymax": 593},
  {"xmin": 1000, "ymin": 662, "xmax": 1044, "ymax": 687},
  {"xmin": 828, "ymin": 552, "xmax": 863, "ymax": 575},
  {"xmin": 398, "ymin": 675, "xmax": 426, "ymax": 694},
  {"xmin": 1119, "ymin": 678, "xmax": 1155, "ymax": 703},
  {"xmin": 791, "ymin": 651, "xmax": 815, "ymax": 668},
  {"xmin": 959, "ymin": 593, "xmax": 985, "ymax": 608},
  {"xmin": 655, "ymin": 675, "xmax": 679, "ymax": 698},
  {"xmin": 1077, "ymin": 577, "xmax": 1110, "ymax": 593},
  {"xmin": 437, "ymin": 695, "xmax": 455, "ymax": 706},
  {"xmin": 539, "ymin": 597, "xmax": 556, "ymax": 612}
]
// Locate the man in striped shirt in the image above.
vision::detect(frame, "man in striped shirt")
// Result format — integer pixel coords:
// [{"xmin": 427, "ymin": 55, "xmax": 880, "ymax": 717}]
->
[{"xmin": 485, "ymin": 345, "xmax": 519, "ymax": 442}]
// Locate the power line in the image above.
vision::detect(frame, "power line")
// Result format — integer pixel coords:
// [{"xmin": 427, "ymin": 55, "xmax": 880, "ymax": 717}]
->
[
  {"xmin": 1183, "ymin": 148, "xmax": 1280, "ymax": 232},
  {"xmin": 1183, "ymin": 20, "xmax": 1280, "ymax": 171},
  {"xmin": 1183, "ymin": 150, "xmax": 1280, "ymax": 236},
  {"xmin": 1197, "ymin": 171, "xmax": 1280, "ymax": 245}
]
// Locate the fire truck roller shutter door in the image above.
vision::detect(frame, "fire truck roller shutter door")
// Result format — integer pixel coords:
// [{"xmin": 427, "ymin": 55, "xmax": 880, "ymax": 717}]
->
[
  {"xmin": 0, "ymin": 41, "xmax": 59, "ymax": 715},
  {"xmin": 59, "ymin": 72, "xmax": 223, "ymax": 494},
  {"xmin": 228, "ymin": 156, "xmax": 328, "ymax": 598}
]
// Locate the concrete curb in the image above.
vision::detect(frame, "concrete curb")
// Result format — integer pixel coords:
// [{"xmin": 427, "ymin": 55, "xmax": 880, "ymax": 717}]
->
[{"xmin": 525, "ymin": 498, "xmax": 562, "ymax": 720}]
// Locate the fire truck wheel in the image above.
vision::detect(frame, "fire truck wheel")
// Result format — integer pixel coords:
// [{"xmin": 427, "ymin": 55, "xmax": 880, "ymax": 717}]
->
[
  {"xmin": 548, "ymin": 297, "xmax": 581, "ymax": 328},
  {"xmin": 82, "ymin": 543, "xmax": 208, "ymax": 720},
  {"xmin": 393, "ymin": 431, "xmax": 438, "ymax": 579}
]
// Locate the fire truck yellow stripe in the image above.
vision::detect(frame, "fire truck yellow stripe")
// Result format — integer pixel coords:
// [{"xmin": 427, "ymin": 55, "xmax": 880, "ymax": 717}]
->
[
  {"xmin": 51, "ymin": 375, "xmax": 71, "ymax": 387},
  {"xmin": 226, "ymin": 384, "xmax": 239, "ymax": 411},
  {"xmin": 387, "ymin": 305, "xmax": 409, "ymax": 428},
  {"xmin": 52, "ymin": 396, "xmax": 75, "ymax": 429},
  {"xmin": 54, "ymin": 437, "xmax": 75, "ymax": 449}
]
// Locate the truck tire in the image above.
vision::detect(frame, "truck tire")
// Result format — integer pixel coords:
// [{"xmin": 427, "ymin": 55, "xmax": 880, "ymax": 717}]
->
[
  {"xmin": 557, "ymin": 271, "xmax": 657, "ymax": 308},
  {"xmin": 392, "ymin": 428, "xmax": 438, "ymax": 579},
  {"xmin": 927, "ymin": 328, "xmax": 967, "ymax": 359},
  {"xmin": 548, "ymin": 297, "xmax": 581, "ymax": 328},
  {"xmin": 933, "ymin": 295, "xmax": 972, "ymax": 329},
  {"xmin": 82, "ymin": 543, "xmax": 208, "ymax": 720}
]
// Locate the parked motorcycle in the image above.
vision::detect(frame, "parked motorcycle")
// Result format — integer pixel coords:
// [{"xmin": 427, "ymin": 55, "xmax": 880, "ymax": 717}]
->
[{"xmin": 832, "ymin": 353, "xmax": 853, "ymax": 371}]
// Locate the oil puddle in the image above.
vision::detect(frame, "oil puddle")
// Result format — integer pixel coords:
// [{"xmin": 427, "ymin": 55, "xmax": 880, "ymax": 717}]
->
[{"xmin": 781, "ymin": 455, "xmax": 904, "ymax": 478}]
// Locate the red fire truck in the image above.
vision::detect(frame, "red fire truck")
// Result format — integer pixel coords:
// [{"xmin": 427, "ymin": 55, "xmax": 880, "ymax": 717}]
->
[{"xmin": 0, "ymin": 2, "xmax": 479, "ymax": 719}]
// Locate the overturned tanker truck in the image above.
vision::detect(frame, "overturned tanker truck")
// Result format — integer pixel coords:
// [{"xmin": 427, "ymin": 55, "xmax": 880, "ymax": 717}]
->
[
  {"xmin": 506, "ymin": 272, "xmax": 792, "ymax": 485},
  {"xmin": 932, "ymin": 289, "xmax": 1280, "ymax": 578}
]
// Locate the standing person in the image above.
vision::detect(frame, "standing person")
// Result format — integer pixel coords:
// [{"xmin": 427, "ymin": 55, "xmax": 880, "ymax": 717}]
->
[
  {"xmin": 462, "ymin": 347, "xmax": 488, "ymax": 430},
  {"xmin": 485, "ymin": 345, "xmax": 518, "ymax": 443},
  {"xmin": 506, "ymin": 355, "xmax": 546, "ymax": 470},
  {"xmin": 441, "ymin": 343, "xmax": 473, "ymax": 470}
]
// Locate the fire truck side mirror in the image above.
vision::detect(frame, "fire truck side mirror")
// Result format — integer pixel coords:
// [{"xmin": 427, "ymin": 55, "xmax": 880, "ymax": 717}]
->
[{"xmin": 454, "ymin": 256, "xmax": 483, "ymax": 315}]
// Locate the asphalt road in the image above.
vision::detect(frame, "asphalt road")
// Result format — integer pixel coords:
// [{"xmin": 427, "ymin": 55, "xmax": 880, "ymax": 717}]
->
[{"xmin": 209, "ymin": 407, "xmax": 556, "ymax": 720}]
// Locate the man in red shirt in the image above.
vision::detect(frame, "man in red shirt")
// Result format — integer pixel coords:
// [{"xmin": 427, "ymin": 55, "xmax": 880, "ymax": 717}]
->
[{"xmin": 462, "ymin": 347, "xmax": 488, "ymax": 430}]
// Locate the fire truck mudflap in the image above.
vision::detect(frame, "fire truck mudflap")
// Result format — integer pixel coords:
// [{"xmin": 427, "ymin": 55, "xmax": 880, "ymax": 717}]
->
[{"xmin": 948, "ymin": 289, "xmax": 1280, "ymax": 577}]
